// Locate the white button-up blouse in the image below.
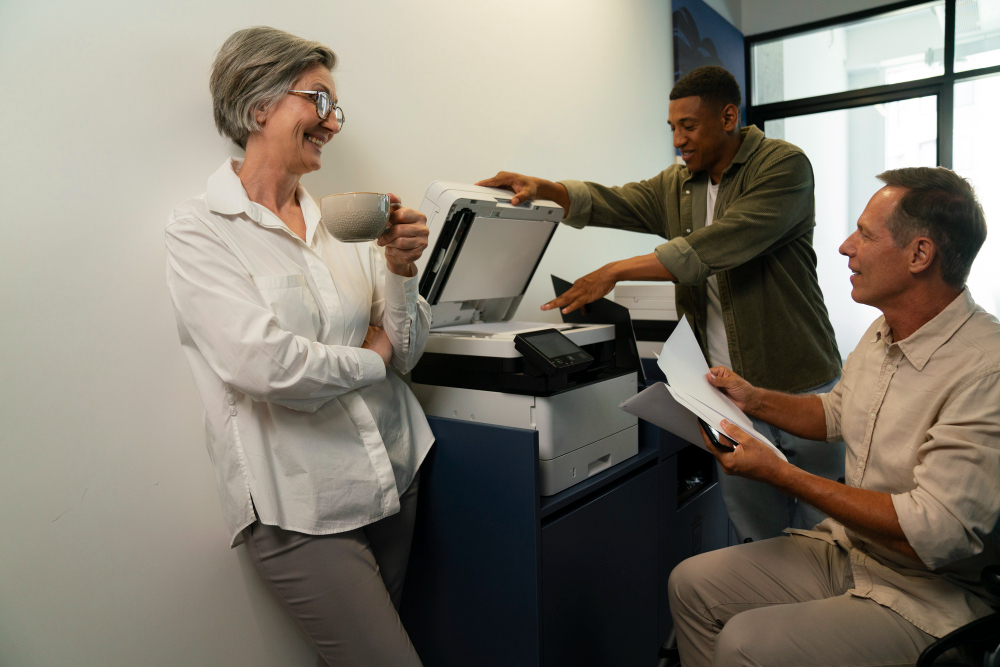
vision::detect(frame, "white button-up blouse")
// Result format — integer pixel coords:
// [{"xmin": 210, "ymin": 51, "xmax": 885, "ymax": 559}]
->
[{"xmin": 166, "ymin": 159, "xmax": 434, "ymax": 546}]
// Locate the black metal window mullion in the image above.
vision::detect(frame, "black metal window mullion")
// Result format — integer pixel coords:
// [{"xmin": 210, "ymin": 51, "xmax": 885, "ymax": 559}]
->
[
  {"xmin": 939, "ymin": 0, "xmax": 957, "ymax": 168},
  {"xmin": 742, "ymin": 0, "xmax": 1000, "ymax": 172},
  {"xmin": 751, "ymin": 80, "xmax": 946, "ymax": 125}
]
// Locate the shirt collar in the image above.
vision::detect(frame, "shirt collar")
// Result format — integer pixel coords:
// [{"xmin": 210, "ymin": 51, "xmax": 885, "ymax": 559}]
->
[
  {"xmin": 206, "ymin": 158, "xmax": 252, "ymax": 216},
  {"xmin": 206, "ymin": 157, "xmax": 320, "ymax": 245},
  {"xmin": 873, "ymin": 289, "xmax": 977, "ymax": 371}
]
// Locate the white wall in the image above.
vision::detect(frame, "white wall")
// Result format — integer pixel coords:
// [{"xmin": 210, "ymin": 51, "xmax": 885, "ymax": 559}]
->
[{"xmin": 0, "ymin": 1, "xmax": 672, "ymax": 665}]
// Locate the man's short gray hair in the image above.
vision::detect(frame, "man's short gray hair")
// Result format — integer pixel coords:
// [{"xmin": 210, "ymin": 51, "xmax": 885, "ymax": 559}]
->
[
  {"xmin": 877, "ymin": 167, "xmax": 987, "ymax": 288},
  {"xmin": 210, "ymin": 27, "xmax": 337, "ymax": 149}
]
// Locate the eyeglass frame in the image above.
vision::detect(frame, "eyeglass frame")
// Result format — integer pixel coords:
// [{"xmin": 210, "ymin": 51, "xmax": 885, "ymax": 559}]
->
[{"xmin": 287, "ymin": 90, "xmax": 345, "ymax": 127}]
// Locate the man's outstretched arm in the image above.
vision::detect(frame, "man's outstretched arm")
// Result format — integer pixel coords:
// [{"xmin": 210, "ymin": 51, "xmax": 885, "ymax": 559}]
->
[
  {"xmin": 476, "ymin": 172, "xmax": 571, "ymax": 211},
  {"xmin": 541, "ymin": 254, "xmax": 676, "ymax": 314}
]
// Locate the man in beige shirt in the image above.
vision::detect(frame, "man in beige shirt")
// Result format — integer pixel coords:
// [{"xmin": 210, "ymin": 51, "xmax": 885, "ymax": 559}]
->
[{"xmin": 668, "ymin": 166, "xmax": 998, "ymax": 667}]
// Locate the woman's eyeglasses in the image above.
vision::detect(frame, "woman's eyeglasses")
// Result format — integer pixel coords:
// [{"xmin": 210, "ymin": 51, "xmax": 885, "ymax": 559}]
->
[{"xmin": 287, "ymin": 90, "xmax": 345, "ymax": 127}]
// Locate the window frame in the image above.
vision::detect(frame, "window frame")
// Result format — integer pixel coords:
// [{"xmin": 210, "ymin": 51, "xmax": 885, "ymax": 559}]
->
[{"xmin": 744, "ymin": 0, "xmax": 1000, "ymax": 168}]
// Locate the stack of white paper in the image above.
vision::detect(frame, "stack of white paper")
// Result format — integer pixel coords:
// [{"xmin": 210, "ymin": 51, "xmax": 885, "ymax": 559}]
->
[{"xmin": 619, "ymin": 318, "xmax": 787, "ymax": 461}]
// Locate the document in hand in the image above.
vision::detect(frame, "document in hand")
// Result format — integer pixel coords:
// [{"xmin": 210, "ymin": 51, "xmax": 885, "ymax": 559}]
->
[{"xmin": 619, "ymin": 318, "xmax": 787, "ymax": 461}]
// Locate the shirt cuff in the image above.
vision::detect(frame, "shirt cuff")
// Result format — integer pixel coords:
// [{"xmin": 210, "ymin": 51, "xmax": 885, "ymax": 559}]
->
[
  {"xmin": 384, "ymin": 269, "xmax": 419, "ymax": 311},
  {"xmin": 353, "ymin": 347, "xmax": 387, "ymax": 385},
  {"xmin": 818, "ymin": 392, "xmax": 842, "ymax": 442},
  {"xmin": 558, "ymin": 180, "xmax": 593, "ymax": 229},
  {"xmin": 654, "ymin": 237, "xmax": 710, "ymax": 286}
]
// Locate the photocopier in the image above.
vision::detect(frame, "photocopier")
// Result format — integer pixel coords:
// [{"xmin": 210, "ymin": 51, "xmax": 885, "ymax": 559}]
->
[{"xmin": 409, "ymin": 182, "xmax": 640, "ymax": 496}]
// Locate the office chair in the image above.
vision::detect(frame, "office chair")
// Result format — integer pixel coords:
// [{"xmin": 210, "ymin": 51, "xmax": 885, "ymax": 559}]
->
[{"xmin": 916, "ymin": 565, "xmax": 1000, "ymax": 667}]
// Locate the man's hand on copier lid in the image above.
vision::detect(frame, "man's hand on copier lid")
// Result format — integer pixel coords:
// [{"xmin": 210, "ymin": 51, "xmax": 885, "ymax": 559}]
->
[{"xmin": 476, "ymin": 171, "xmax": 571, "ymax": 212}]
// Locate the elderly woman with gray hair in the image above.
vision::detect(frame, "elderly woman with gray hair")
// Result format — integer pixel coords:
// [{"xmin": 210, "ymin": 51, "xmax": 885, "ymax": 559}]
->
[{"xmin": 165, "ymin": 26, "xmax": 432, "ymax": 666}]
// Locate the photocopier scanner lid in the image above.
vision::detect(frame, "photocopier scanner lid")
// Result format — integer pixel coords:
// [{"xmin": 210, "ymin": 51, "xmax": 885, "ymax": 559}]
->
[{"xmin": 415, "ymin": 182, "xmax": 564, "ymax": 328}]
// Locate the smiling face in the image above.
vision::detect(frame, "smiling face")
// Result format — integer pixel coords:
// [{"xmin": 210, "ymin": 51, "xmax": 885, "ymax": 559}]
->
[
  {"xmin": 839, "ymin": 186, "xmax": 915, "ymax": 309},
  {"xmin": 667, "ymin": 96, "xmax": 737, "ymax": 175},
  {"xmin": 253, "ymin": 64, "xmax": 341, "ymax": 175}
]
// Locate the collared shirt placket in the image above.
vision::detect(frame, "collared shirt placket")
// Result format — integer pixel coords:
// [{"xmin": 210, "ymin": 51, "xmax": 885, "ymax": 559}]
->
[
  {"xmin": 853, "ymin": 342, "xmax": 901, "ymax": 487},
  {"xmin": 251, "ymin": 196, "xmax": 393, "ymax": 504},
  {"xmin": 297, "ymin": 220, "xmax": 399, "ymax": 516}
]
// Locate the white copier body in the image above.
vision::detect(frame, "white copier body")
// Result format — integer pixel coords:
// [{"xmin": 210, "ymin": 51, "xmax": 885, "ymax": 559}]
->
[{"xmin": 409, "ymin": 182, "xmax": 638, "ymax": 496}]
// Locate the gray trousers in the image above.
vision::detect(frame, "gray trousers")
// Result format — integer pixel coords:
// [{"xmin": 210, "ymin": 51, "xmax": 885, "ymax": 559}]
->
[
  {"xmin": 720, "ymin": 377, "xmax": 846, "ymax": 543},
  {"xmin": 668, "ymin": 534, "xmax": 935, "ymax": 667},
  {"xmin": 243, "ymin": 472, "xmax": 422, "ymax": 667}
]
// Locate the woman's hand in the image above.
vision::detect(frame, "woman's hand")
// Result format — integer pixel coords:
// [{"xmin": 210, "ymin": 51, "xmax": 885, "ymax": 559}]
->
[
  {"xmin": 706, "ymin": 366, "xmax": 761, "ymax": 416},
  {"xmin": 377, "ymin": 194, "xmax": 428, "ymax": 277},
  {"xmin": 362, "ymin": 325, "xmax": 393, "ymax": 367},
  {"xmin": 703, "ymin": 420, "xmax": 785, "ymax": 484}
]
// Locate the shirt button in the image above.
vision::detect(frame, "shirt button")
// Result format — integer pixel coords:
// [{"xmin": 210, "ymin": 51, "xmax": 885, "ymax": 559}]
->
[
  {"xmin": 686, "ymin": 228, "xmax": 692, "ymax": 233},
  {"xmin": 230, "ymin": 408, "xmax": 237, "ymax": 416},
  {"xmin": 227, "ymin": 396, "xmax": 236, "ymax": 405},
  {"xmin": 224, "ymin": 385, "xmax": 232, "ymax": 393},
  {"xmin": 870, "ymin": 412, "xmax": 877, "ymax": 419},
  {"xmin": 684, "ymin": 190, "xmax": 690, "ymax": 195}
]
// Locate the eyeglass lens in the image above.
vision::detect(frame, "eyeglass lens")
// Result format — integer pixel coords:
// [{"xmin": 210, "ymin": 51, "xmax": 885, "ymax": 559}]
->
[
  {"xmin": 316, "ymin": 92, "xmax": 343, "ymax": 126},
  {"xmin": 316, "ymin": 92, "xmax": 331, "ymax": 120}
]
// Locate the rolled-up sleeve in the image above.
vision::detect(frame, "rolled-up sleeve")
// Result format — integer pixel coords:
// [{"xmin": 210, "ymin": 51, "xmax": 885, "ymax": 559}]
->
[
  {"xmin": 892, "ymin": 371, "xmax": 1000, "ymax": 570},
  {"xmin": 369, "ymin": 246, "xmax": 432, "ymax": 375},
  {"xmin": 658, "ymin": 152, "xmax": 814, "ymax": 286},
  {"xmin": 165, "ymin": 216, "xmax": 385, "ymax": 412},
  {"xmin": 819, "ymin": 377, "xmax": 845, "ymax": 442}
]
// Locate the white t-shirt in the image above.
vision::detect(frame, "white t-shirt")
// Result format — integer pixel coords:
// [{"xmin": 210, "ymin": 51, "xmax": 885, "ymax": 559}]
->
[{"xmin": 705, "ymin": 180, "xmax": 733, "ymax": 369}]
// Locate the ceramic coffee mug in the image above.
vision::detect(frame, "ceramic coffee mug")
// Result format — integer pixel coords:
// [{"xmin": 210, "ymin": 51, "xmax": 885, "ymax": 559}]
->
[{"xmin": 320, "ymin": 192, "xmax": 392, "ymax": 242}]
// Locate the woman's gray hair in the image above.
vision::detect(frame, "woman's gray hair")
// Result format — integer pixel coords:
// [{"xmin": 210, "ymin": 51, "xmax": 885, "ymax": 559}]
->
[{"xmin": 210, "ymin": 27, "xmax": 337, "ymax": 149}]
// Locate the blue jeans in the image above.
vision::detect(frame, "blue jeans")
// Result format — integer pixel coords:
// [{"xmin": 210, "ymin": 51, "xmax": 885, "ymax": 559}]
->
[{"xmin": 718, "ymin": 377, "xmax": 845, "ymax": 543}]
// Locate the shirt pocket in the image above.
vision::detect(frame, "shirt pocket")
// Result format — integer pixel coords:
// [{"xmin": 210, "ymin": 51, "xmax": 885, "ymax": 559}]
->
[{"xmin": 252, "ymin": 274, "xmax": 321, "ymax": 341}]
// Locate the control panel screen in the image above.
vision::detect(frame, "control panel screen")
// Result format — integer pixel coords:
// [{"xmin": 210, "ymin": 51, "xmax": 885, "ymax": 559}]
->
[{"xmin": 528, "ymin": 331, "xmax": 583, "ymax": 359}]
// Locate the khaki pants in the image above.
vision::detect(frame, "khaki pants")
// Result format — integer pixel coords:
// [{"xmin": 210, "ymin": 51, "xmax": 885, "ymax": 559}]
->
[
  {"xmin": 668, "ymin": 534, "xmax": 935, "ymax": 667},
  {"xmin": 243, "ymin": 472, "xmax": 422, "ymax": 667}
]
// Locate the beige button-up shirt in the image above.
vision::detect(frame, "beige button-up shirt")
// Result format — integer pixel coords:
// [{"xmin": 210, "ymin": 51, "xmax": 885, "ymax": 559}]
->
[
  {"xmin": 166, "ymin": 159, "xmax": 434, "ymax": 546},
  {"xmin": 791, "ymin": 290, "xmax": 1000, "ymax": 637}
]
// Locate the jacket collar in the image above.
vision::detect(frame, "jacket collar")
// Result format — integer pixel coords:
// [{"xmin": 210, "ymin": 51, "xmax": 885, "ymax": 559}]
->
[
  {"xmin": 728, "ymin": 125, "xmax": 764, "ymax": 168},
  {"xmin": 681, "ymin": 125, "xmax": 765, "ymax": 186}
]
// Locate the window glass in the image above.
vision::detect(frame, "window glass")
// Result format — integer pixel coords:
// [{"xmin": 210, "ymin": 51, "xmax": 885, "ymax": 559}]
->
[
  {"xmin": 764, "ymin": 96, "xmax": 938, "ymax": 355},
  {"xmin": 954, "ymin": 74, "xmax": 1000, "ymax": 315},
  {"xmin": 955, "ymin": 0, "xmax": 1000, "ymax": 71},
  {"xmin": 752, "ymin": 2, "xmax": 945, "ymax": 105}
]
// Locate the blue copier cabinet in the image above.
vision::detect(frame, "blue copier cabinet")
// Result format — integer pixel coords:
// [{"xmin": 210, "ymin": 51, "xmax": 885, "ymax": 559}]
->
[{"xmin": 400, "ymin": 415, "xmax": 728, "ymax": 667}]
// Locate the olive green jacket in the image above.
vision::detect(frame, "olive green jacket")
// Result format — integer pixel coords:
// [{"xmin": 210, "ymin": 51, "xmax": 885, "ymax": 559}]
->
[{"xmin": 560, "ymin": 125, "xmax": 841, "ymax": 393}]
